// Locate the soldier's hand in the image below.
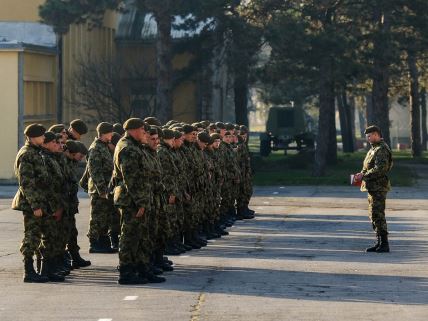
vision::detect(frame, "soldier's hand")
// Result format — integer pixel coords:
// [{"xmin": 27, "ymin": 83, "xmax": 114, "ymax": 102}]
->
[
  {"xmin": 100, "ymin": 193, "xmax": 108, "ymax": 199},
  {"xmin": 53, "ymin": 208, "xmax": 63, "ymax": 221},
  {"xmin": 33, "ymin": 208, "xmax": 43, "ymax": 218},
  {"xmin": 136, "ymin": 207, "xmax": 145, "ymax": 218},
  {"xmin": 169, "ymin": 195, "xmax": 176, "ymax": 204},
  {"xmin": 354, "ymin": 173, "xmax": 363, "ymax": 182}
]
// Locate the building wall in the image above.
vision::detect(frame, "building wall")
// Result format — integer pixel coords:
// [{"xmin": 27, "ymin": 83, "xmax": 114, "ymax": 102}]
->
[
  {"xmin": 0, "ymin": 0, "xmax": 45, "ymax": 22},
  {"xmin": 0, "ymin": 51, "xmax": 19, "ymax": 179}
]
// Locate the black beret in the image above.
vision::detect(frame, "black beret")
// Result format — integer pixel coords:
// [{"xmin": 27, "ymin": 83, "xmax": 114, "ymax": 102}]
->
[
  {"xmin": 200, "ymin": 120, "xmax": 211, "ymax": 128},
  {"xmin": 55, "ymin": 133, "xmax": 62, "ymax": 141},
  {"xmin": 48, "ymin": 124, "xmax": 65, "ymax": 133},
  {"xmin": 197, "ymin": 131, "xmax": 211, "ymax": 144},
  {"xmin": 97, "ymin": 122, "xmax": 113, "ymax": 136},
  {"xmin": 166, "ymin": 120, "xmax": 178, "ymax": 127},
  {"xmin": 24, "ymin": 123, "xmax": 46, "ymax": 138},
  {"xmin": 224, "ymin": 131, "xmax": 232, "ymax": 136},
  {"xmin": 43, "ymin": 131, "xmax": 57, "ymax": 144},
  {"xmin": 237, "ymin": 135, "xmax": 244, "ymax": 143},
  {"xmin": 144, "ymin": 117, "xmax": 162, "ymax": 126},
  {"xmin": 75, "ymin": 141, "xmax": 88, "ymax": 155},
  {"xmin": 123, "ymin": 118, "xmax": 146, "ymax": 130},
  {"xmin": 162, "ymin": 129, "xmax": 175, "ymax": 140},
  {"xmin": 65, "ymin": 140, "xmax": 80, "ymax": 154},
  {"xmin": 70, "ymin": 119, "xmax": 88, "ymax": 135},
  {"xmin": 174, "ymin": 126, "xmax": 184, "ymax": 132},
  {"xmin": 215, "ymin": 122, "xmax": 225, "ymax": 129},
  {"xmin": 110, "ymin": 132, "xmax": 122, "ymax": 146},
  {"xmin": 225, "ymin": 123, "xmax": 235, "ymax": 131},
  {"xmin": 149, "ymin": 127, "xmax": 159, "ymax": 136},
  {"xmin": 209, "ymin": 123, "xmax": 217, "ymax": 130},
  {"xmin": 364, "ymin": 125, "xmax": 382, "ymax": 135},
  {"xmin": 174, "ymin": 131, "xmax": 183, "ymax": 139},
  {"xmin": 240, "ymin": 125, "xmax": 249, "ymax": 133},
  {"xmin": 113, "ymin": 123, "xmax": 125, "ymax": 135},
  {"xmin": 183, "ymin": 124, "xmax": 196, "ymax": 134},
  {"xmin": 210, "ymin": 133, "xmax": 221, "ymax": 140}
]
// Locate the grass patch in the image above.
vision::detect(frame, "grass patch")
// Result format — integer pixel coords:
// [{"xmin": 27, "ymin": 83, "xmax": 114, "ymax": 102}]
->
[{"xmin": 252, "ymin": 150, "xmax": 421, "ymax": 187}]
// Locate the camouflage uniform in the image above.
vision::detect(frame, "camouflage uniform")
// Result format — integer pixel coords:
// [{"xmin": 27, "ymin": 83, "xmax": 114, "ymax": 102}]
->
[
  {"xmin": 12, "ymin": 142, "xmax": 60, "ymax": 260},
  {"xmin": 113, "ymin": 135, "xmax": 152, "ymax": 267},
  {"xmin": 361, "ymin": 140, "xmax": 393, "ymax": 236},
  {"xmin": 236, "ymin": 140, "xmax": 253, "ymax": 210},
  {"xmin": 220, "ymin": 141, "xmax": 240, "ymax": 215},
  {"xmin": 204, "ymin": 148, "xmax": 223, "ymax": 225},
  {"xmin": 64, "ymin": 156, "xmax": 81, "ymax": 254},
  {"xmin": 87, "ymin": 138, "xmax": 114, "ymax": 241}
]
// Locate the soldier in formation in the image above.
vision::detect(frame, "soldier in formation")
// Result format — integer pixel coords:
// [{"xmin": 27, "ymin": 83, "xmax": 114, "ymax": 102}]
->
[{"xmin": 13, "ymin": 117, "xmax": 255, "ymax": 284}]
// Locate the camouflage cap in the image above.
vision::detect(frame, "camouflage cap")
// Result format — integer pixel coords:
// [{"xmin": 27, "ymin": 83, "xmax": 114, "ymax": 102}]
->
[
  {"xmin": 96, "ymin": 122, "xmax": 113, "ymax": 136},
  {"xmin": 364, "ymin": 125, "xmax": 382, "ymax": 135},
  {"xmin": 113, "ymin": 123, "xmax": 125, "ymax": 135},
  {"xmin": 65, "ymin": 140, "xmax": 80, "ymax": 154},
  {"xmin": 48, "ymin": 124, "xmax": 65, "ymax": 134},
  {"xmin": 43, "ymin": 131, "xmax": 57, "ymax": 144},
  {"xmin": 70, "ymin": 119, "xmax": 88, "ymax": 135},
  {"xmin": 24, "ymin": 123, "xmax": 46, "ymax": 138},
  {"xmin": 144, "ymin": 116, "xmax": 162, "ymax": 126},
  {"xmin": 162, "ymin": 129, "xmax": 175, "ymax": 140},
  {"xmin": 110, "ymin": 132, "xmax": 122, "ymax": 146}
]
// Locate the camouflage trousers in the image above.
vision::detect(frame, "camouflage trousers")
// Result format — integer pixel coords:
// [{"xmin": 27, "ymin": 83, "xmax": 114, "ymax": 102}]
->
[
  {"xmin": 118, "ymin": 206, "xmax": 150, "ymax": 266},
  {"xmin": 64, "ymin": 213, "xmax": 80, "ymax": 253},
  {"xmin": 220, "ymin": 181, "xmax": 236, "ymax": 213},
  {"xmin": 87, "ymin": 194, "xmax": 114, "ymax": 240},
  {"xmin": 21, "ymin": 211, "xmax": 57, "ymax": 260},
  {"xmin": 237, "ymin": 174, "xmax": 253, "ymax": 208},
  {"xmin": 368, "ymin": 191, "xmax": 388, "ymax": 235}
]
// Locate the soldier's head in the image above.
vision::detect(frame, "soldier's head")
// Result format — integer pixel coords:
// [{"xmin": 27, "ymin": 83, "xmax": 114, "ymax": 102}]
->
[
  {"xmin": 197, "ymin": 132, "xmax": 211, "ymax": 150},
  {"xmin": 96, "ymin": 122, "xmax": 114, "ymax": 143},
  {"xmin": 364, "ymin": 125, "xmax": 382, "ymax": 144},
  {"xmin": 183, "ymin": 125, "xmax": 197, "ymax": 142},
  {"xmin": 174, "ymin": 131, "xmax": 184, "ymax": 149},
  {"xmin": 208, "ymin": 123, "xmax": 217, "ymax": 134},
  {"xmin": 109, "ymin": 132, "xmax": 122, "ymax": 152},
  {"xmin": 43, "ymin": 131, "xmax": 61, "ymax": 153},
  {"xmin": 210, "ymin": 133, "xmax": 221, "ymax": 149},
  {"xmin": 113, "ymin": 123, "xmax": 125, "ymax": 136},
  {"xmin": 223, "ymin": 131, "xmax": 232, "ymax": 144},
  {"xmin": 239, "ymin": 125, "xmax": 249, "ymax": 142},
  {"xmin": 64, "ymin": 140, "xmax": 80, "ymax": 160},
  {"xmin": 123, "ymin": 118, "xmax": 150, "ymax": 144},
  {"xmin": 215, "ymin": 122, "xmax": 226, "ymax": 137},
  {"xmin": 49, "ymin": 124, "xmax": 68, "ymax": 143},
  {"xmin": 162, "ymin": 129, "xmax": 175, "ymax": 148},
  {"xmin": 148, "ymin": 127, "xmax": 159, "ymax": 150},
  {"xmin": 75, "ymin": 141, "xmax": 88, "ymax": 161},
  {"xmin": 68, "ymin": 119, "xmax": 88, "ymax": 140},
  {"xmin": 24, "ymin": 123, "xmax": 46, "ymax": 146}
]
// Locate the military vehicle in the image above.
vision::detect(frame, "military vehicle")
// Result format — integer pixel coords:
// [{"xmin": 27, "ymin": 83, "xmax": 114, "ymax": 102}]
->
[{"xmin": 260, "ymin": 105, "xmax": 315, "ymax": 156}]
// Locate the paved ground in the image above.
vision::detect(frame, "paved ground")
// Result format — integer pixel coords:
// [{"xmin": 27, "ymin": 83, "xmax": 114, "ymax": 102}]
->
[{"xmin": 1, "ymin": 184, "xmax": 428, "ymax": 321}]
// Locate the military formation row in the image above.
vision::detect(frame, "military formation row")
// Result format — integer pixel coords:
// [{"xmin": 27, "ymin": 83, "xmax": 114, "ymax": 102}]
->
[{"xmin": 13, "ymin": 117, "xmax": 254, "ymax": 285}]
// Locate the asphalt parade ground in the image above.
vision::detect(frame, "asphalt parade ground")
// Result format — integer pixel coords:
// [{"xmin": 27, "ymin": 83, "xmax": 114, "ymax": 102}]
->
[{"xmin": 1, "ymin": 185, "xmax": 428, "ymax": 321}]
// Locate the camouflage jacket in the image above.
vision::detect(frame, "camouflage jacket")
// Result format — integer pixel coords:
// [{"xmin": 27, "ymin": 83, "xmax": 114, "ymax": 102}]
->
[
  {"xmin": 361, "ymin": 140, "xmax": 393, "ymax": 192},
  {"xmin": 157, "ymin": 142, "xmax": 180, "ymax": 199},
  {"xmin": 143, "ymin": 146, "xmax": 166, "ymax": 210},
  {"xmin": 112, "ymin": 135, "xmax": 151, "ymax": 210},
  {"xmin": 12, "ymin": 142, "xmax": 59, "ymax": 213},
  {"xmin": 41, "ymin": 149, "xmax": 67, "ymax": 210},
  {"xmin": 222, "ymin": 142, "xmax": 241, "ymax": 182},
  {"xmin": 65, "ymin": 156, "xmax": 80, "ymax": 215},
  {"xmin": 87, "ymin": 138, "xmax": 113, "ymax": 196}
]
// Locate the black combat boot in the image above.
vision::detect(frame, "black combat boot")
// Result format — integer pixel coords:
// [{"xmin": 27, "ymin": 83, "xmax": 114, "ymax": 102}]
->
[
  {"xmin": 118, "ymin": 265, "xmax": 143, "ymax": 285},
  {"xmin": 53, "ymin": 255, "xmax": 69, "ymax": 276},
  {"xmin": 366, "ymin": 235, "xmax": 380, "ymax": 252},
  {"xmin": 154, "ymin": 252, "xmax": 173, "ymax": 272},
  {"xmin": 184, "ymin": 231, "xmax": 201, "ymax": 249},
  {"xmin": 69, "ymin": 250, "xmax": 91, "ymax": 268},
  {"xmin": 144, "ymin": 267, "xmax": 166, "ymax": 283},
  {"xmin": 40, "ymin": 258, "xmax": 65, "ymax": 282},
  {"xmin": 376, "ymin": 234, "xmax": 390, "ymax": 253},
  {"xmin": 110, "ymin": 233, "xmax": 120, "ymax": 252},
  {"xmin": 89, "ymin": 238, "xmax": 115, "ymax": 253},
  {"xmin": 23, "ymin": 257, "xmax": 49, "ymax": 283}
]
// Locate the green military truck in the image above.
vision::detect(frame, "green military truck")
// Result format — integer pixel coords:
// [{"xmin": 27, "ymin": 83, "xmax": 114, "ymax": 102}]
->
[{"xmin": 260, "ymin": 105, "xmax": 315, "ymax": 156}]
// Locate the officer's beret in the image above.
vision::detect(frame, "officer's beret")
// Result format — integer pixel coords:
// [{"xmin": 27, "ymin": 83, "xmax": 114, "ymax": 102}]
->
[
  {"xmin": 166, "ymin": 120, "xmax": 178, "ymax": 127},
  {"xmin": 48, "ymin": 124, "xmax": 65, "ymax": 134},
  {"xmin": 75, "ymin": 141, "xmax": 88, "ymax": 155},
  {"xmin": 224, "ymin": 131, "xmax": 232, "ymax": 136},
  {"xmin": 43, "ymin": 131, "xmax": 57, "ymax": 144},
  {"xmin": 113, "ymin": 123, "xmax": 125, "ymax": 136},
  {"xmin": 123, "ymin": 118, "xmax": 147, "ymax": 131},
  {"xmin": 215, "ymin": 122, "xmax": 225, "ymax": 129},
  {"xmin": 183, "ymin": 124, "xmax": 196, "ymax": 134},
  {"xmin": 197, "ymin": 131, "xmax": 211, "ymax": 144},
  {"xmin": 70, "ymin": 119, "xmax": 88, "ymax": 135},
  {"xmin": 96, "ymin": 122, "xmax": 114, "ymax": 136},
  {"xmin": 65, "ymin": 140, "xmax": 80, "ymax": 154},
  {"xmin": 110, "ymin": 132, "xmax": 122, "ymax": 146},
  {"xmin": 364, "ymin": 125, "xmax": 382, "ymax": 135},
  {"xmin": 225, "ymin": 123, "xmax": 235, "ymax": 131},
  {"xmin": 162, "ymin": 129, "xmax": 175, "ymax": 140},
  {"xmin": 144, "ymin": 117, "xmax": 162, "ymax": 126},
  {"xmin": 24, "ymin": 123, "xmax": 46, "ymax": 138},
  {"xmin": 240, "ymin": 125, "xmax": 249, "ymax": 133},
  {"xmin": 174, "ymin": 130, "xmax": 183, "ymax": 139},
  {"xmin": 210, "ymin": 133, "xmax": 221, "ymax": 140},
  {"xmin": 149, "ymin": 127, "xmax": 159, "ymax": 136}
]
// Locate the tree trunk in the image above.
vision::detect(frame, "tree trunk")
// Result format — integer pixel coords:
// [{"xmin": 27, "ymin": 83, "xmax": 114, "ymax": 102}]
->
[
  {"xmin": 365, "ymin": 93, "xmax": 374, "ymax": 127},
  {"xmin": 349, "ymin": 95, "xmax": 357, "ymax": 149},
  {"xmin": 234, "ymin": 68, "xmax": 249, "ymax": 126},
  {"xmin": 337, "ymin": 89, "xmax": 354, "ymax": 153},
  {"xmin": 421, "ymin": 88, "xmax": 427, "ymax": 151},
  {"xmin": 407, "ymin": 51, "xmax": 421, "ymax": 157},
  {"xmin": 154, "ymin": 11, "xmax": 173, "ymax": 123},
  {"xmin": 313, "ymin": 57, "xmax": 336, "ymax": 176},
  {"xmin": 371, "ymin": 8, "xmax": 391, "ymax": 146}
]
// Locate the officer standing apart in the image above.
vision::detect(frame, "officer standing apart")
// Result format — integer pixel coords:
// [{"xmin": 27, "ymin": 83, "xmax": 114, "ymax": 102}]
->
[{"xmin": 354, "ymin": 125, "xmax": 393, "ymax": 253}]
